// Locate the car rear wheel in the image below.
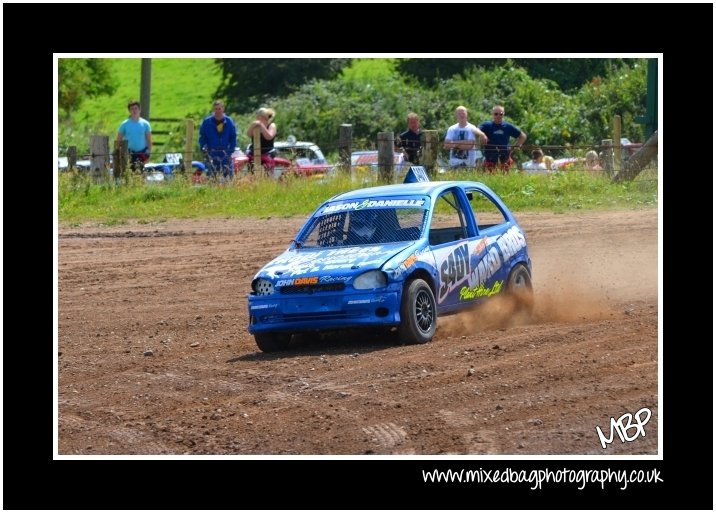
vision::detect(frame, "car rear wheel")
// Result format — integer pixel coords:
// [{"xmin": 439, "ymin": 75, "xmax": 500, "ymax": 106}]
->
[
  {"xmin": 398, "ymin": 278, "xmax": 436, "ymax": 344},
  {"xmin": 506, "ymin": 264, "xmax": 534, "ymax": 314},
  {"xmin": 254, "ymin": 332, "xmax": 292, "ymax": 352}
]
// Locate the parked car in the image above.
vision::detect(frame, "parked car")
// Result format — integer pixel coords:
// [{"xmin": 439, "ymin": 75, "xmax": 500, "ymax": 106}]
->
[
  {"xmin": 233, "ymin": 141, "xmax": 333, "ymax": 179},
  {"xmin": 58, "ymin": 156, "xmax": 88, "ymax": 171},
  {"xmin": 58, "ymin": 152, "xmax": 205, "ymax": 183},
  {"xmin": 144, "ymin": 159, "xmax": 206, "ymax": 182},
  {"xmin": 247, "ymin": 170, "xmax": 533, "ymax": 352},
  {"xmin": 351, "ymin": 150, "xmax": 407, "ymax": 170}
]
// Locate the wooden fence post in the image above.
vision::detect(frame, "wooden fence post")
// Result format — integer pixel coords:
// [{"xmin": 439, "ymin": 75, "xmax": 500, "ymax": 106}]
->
[
  {"xmin": 612, "ymin": 115, "xmax": 622, "ymax": 172},
  {"xmin": 253, "ymin": 127, "xmax": 264, "ymax": 177},
  {"xmin": 90, "ymin": 135, "xmax": 110, "ymax": 181},
  {"xmin": 421, "ymin": 130, "xmax": 439, "ymax": 178},
  {"xmin": 338, "ymin": 124, "xmax": 352, "ymax": 175},
  {"xmin": 184, "ymin": 118, "xmax": 195, "ymax": 174},
  {"xmin": 600, "ymin": 139, "xmax": 614, "ymax": 174},
  {"xmin": 67, "ymin": 146, "xmax": 77, "ymax": 171},
  {"xmin": 114, "ymin": 139, "xmax": 128, "ymax": 180},
  {"xmin": 377, "ymin": 132, "xmax": 394, "ymax": 183}
]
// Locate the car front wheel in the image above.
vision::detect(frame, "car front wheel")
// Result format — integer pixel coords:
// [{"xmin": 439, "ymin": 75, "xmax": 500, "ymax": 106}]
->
[
  {"xmin": 398, "ymin": 278, "xmax": 437, "ymax": 344},
  {"xmin": 254, "ymin": 332, "xmax": 292, "ymax": 352}
]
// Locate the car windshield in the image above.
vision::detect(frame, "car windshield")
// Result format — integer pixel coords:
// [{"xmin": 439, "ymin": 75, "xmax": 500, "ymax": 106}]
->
[{"xmin": 298, "ymin": 207, "xmax": 427, "ymax": 248}]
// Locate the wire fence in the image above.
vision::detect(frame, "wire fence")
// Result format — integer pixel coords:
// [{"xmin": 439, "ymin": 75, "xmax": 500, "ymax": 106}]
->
[{"xmin": 58, "ymin": 134, "xmax": 657, "ymax": 184}]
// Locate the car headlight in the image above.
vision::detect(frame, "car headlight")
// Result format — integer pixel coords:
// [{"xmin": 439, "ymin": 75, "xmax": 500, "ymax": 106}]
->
[
  {"xmin": 353, "ymin": 270, "xmax": 387, "ymax": 289},
  {"xmin": 253, "ymin": 278, "xmax": 275, "ymax": 296}
]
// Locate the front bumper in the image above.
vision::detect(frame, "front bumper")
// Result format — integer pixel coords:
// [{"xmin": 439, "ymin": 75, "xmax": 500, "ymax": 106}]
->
[{"xmin": 247, "ymin": 284, "xmax": 402, "ymax": 334}]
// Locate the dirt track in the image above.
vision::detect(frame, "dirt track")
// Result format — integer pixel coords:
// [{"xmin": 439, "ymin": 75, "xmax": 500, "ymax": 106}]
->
[{"xmin": 58, "ymin": 209, "xmax": 658, "ymax": 455}]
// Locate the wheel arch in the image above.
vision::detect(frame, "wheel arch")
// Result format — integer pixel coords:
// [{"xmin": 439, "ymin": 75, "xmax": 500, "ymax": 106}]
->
[
  {"xmin": 405, "ymin": 267, "xmax": 436, "ymax": 297},
  {"xmin": 512, "ymin": 258, "xmax": 532, "ymax": 276}
]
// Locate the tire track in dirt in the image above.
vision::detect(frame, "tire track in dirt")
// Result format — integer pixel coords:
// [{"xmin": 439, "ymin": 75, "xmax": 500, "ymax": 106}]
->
[{"xmin": 58, "ymin": 209, "xmax": 658, "ymax": 455}]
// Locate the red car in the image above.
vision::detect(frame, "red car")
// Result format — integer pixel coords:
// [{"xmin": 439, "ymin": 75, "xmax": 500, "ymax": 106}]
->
[{"xmin": 233, "ymin": 141, "xmax": 334, "ymax": 179}]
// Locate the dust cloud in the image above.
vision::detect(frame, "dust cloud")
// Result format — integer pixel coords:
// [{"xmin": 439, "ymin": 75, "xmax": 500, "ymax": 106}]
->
[{"xmin": 437, "ymin": 256, "xmax": 623, "ymax": 337}]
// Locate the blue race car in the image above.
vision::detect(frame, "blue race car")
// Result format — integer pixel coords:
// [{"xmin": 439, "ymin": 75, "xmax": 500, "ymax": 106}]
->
[{"xmin": 247, "ymin": 170, "xmax": 532, "ymax": 352}]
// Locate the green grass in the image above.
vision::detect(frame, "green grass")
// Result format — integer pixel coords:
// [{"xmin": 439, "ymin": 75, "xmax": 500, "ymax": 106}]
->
[
  {"xmin": 340, "ymin": 58, "xmax": 398, "ymax": 81},
  {"xmin": 58, "ymin": 169, "xmax": 657, "ymax": 225},
  {"xmin": 62, "ymin": 58, "xmax": 223, "ymax": 152},
  {"xmin": 61, "ymin": 57, "xmax": 398, "ymax": 155},
  {"xmin": 75, "ymin": 58, "xmax": 222, "ymax": 126}
]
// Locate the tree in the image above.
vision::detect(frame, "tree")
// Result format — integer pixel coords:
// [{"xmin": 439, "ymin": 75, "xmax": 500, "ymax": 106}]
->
[
  {"xmin": 396, "ymin": 58, "xmax": 500, "ymax": 86},
  {"xmin": 396, "ymin": 58, "xmax": 635, "ymax": 91},
  {"xmin": 58, "ymin": 59, "xmax": 116, "ymax": 118},
  {"xmin": 215, "ymin": 58, "xmax": 350, "ymax": 112}
]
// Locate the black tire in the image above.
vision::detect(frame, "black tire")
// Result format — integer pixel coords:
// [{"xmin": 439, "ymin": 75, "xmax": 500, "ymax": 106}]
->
[
  {"xmin": 506, "ymin": 264, "xmax": 534, "ymax": 314},
  {"xmin": 254, "ymin": 332, "xmax": 292, "ymax": 352},
  {"xmin": 398, "ymin": 278, "xmax": 437, "ymax": 344}
]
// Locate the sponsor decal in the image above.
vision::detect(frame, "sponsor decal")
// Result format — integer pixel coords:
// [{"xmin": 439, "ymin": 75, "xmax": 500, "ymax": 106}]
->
[
  {"xmin": 495, "ymin": 226, "xmax": 527, "ymax": 263},
  {"xmin": 265, "ymin": 246, "xmax": 388, "ymax": 277},
  {"xmin": 468, "ymin": 246, "xmax": 502, "ymax": 289},
  {"xmin": 322, "ymin": 198, "xmax": 426, "ymax": 214},
  {"xmin": 319, "ymin": 275, "xmax": 351, "ymax": 283},
  {"xmin": 347, "ymin": 296, "xmax": 386, "ymax": 305},
  {"xmin": 438, "ymin": 243, "xmax": 470, "ymax": 300},
  {"xmin": 275, "ymin": 276, "xmax": 319, "ymax": 287},
  {"xmin": 393, "ymin": 246, "xmax": 431, "ymax": 278},
  {"xmin": 435, "ymin": 227, "xmax": 527, "ymax": 302},
  {"xmin": 250, "ymin": 304, "xmax": 278, "ymax": 310},
  {"xmin": 403, "ymin": 253, "xmax": 419, "ymax": 269},
  {"xmin": 459, "ymin": 280, "xmax": 503, "ymax": 300},
  {"xmin": 467, "ymin": 226, "xmax": 527, "ymax": 288},
  {"xmin": 472, "ymin": 236, "xmax": 489, "ymax": 256}
]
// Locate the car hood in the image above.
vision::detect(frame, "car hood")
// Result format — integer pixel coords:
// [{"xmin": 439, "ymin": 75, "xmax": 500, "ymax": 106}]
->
[{"xmin": 255, "ymin": 243, "xmax": 415, "ymax": 281}]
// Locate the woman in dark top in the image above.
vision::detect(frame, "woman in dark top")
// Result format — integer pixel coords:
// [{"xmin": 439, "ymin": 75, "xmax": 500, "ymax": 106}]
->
[{"xmin": 246, "ymin": 107, "xmax": 277, "ymax": 173}]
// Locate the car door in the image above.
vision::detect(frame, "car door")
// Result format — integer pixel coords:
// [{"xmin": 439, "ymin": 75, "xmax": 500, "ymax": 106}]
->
[
  {"xmin": 462, "ymin": 186, "xmax": 521, "ymax": 301},
  {"xmin": 428, "ymin": 187, "xmax": 477, "ymax": 312}
]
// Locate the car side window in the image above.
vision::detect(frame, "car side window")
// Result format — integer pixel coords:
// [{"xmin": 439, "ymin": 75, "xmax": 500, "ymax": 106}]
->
[
  {"xmin": 428, "ymin": 190, "xmax": 468, "ymax": 246},
  {"xmin": 467, "ymin": 188, "xmax": 508, "ymax": 232},
  {"xmin": 276, "ymin": 147, "xmax": 292, "ymax": 160}
]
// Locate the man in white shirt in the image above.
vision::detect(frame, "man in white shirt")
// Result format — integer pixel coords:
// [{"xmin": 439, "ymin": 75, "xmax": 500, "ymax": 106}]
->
[{"xmin": 443, "ymin": 105, "xmax": 487, "ymax": 168}]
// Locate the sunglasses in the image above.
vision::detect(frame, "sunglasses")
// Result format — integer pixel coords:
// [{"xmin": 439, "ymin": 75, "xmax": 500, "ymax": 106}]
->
[{"xmin": 493, "ymin": 112, "xmax": 504, "ymax": 116}]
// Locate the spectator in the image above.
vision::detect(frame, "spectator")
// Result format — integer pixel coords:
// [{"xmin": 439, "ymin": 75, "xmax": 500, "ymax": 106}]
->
[
  {"xmin": 199, "ymin": 100, "xmax": 237, "ymax": 178},
  {"xmin": 479, "ymin": 105, "xmax": 527, "ymax": 173},
  {"xmin": 117, "ymin": 100, "xmax": 152, "ymax": 171},
  {"xmin": 585, "ymin": 150, "xmax": 603, "ymax": 172},
  {"xmin": 521, "ymin": 148, "xmax": 549, "ymax": 174},
  {"xmin": 246, "ymin": 107, "xmax": 278, "ymax": 174},
  {"xmin": 543, "ymin": 155, "xmax": 555, "ymax": 171},
  {"xmin": 443, "ymin": 105, "xmax": 487, "ymax": 168},
  {"xmin": 397, "ymin": 112, "xmax": 422, "ymax": 164}
]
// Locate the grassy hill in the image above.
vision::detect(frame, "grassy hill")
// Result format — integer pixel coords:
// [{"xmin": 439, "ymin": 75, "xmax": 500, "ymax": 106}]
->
[
  {"xmin": 71, "ymin": 58, "xmax": 395, "ymax": 132},
  {"xmin": 65, "ymin": 58, "xmax": 223, "ymax": 150},
  {"xmin": 61, "ymin": 57, "xmax": 395, "ymax": 153}
]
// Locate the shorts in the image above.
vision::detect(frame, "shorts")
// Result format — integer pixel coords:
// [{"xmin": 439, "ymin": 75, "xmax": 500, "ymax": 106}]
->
[
  {"xmin": 484, "ymin": 157, "xmax": 514, "ymax": 173},
  {"xmin": 130, "ymin": 148, "xmax": 150, "ymax": 163},
  {"xmin": 247, "ymin": 153, "xmax": 275, "ymax": 170},
  {"xmin": 448, "ymin": 157, "xmax": 476, "ymax": 168}
]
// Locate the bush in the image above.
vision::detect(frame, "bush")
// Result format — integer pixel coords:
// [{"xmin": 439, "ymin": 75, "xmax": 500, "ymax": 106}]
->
[{"xmin": 235, "ymin": 59, "xmax": 649, "ymax": 155}]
